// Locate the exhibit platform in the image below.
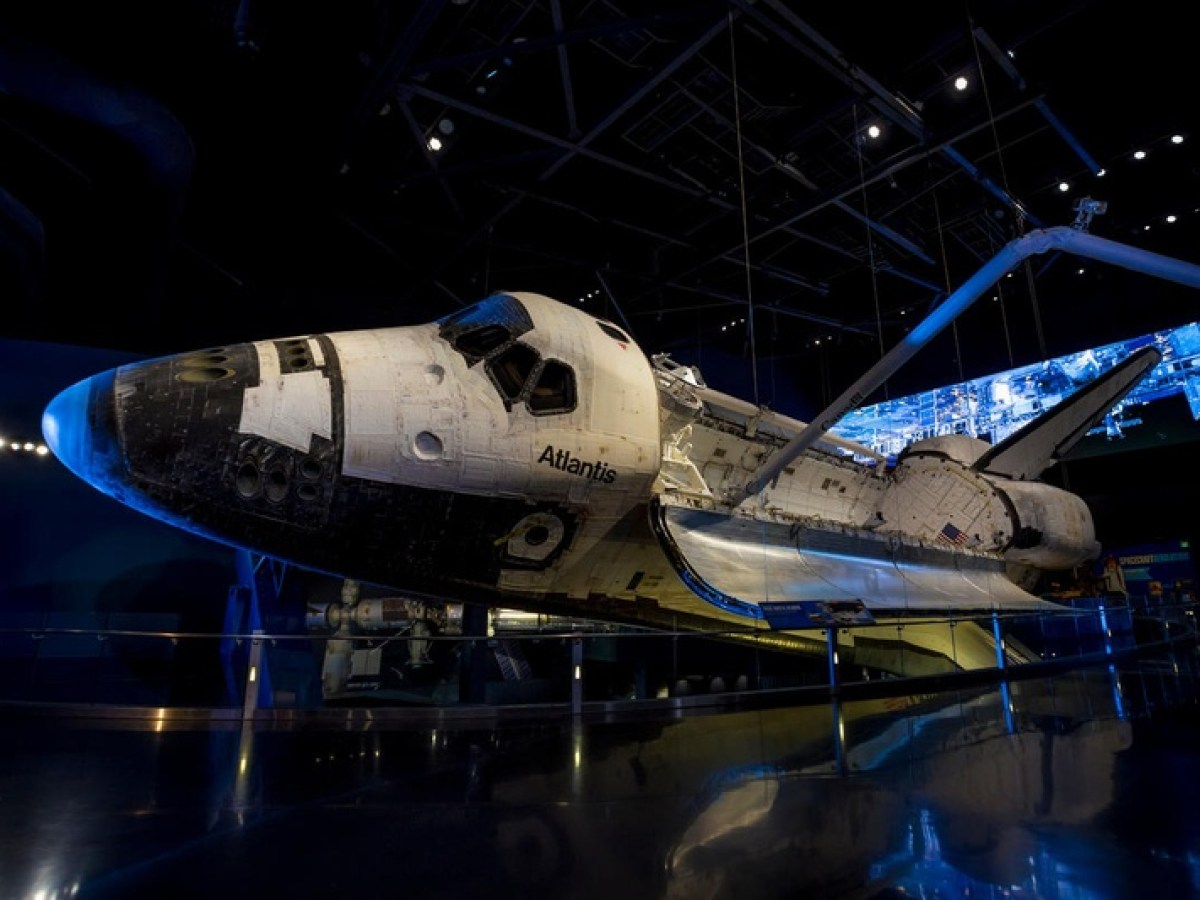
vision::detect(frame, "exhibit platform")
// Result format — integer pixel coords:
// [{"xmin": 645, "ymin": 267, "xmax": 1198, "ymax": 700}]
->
[{"xmin": 4, "ymin": 645, "xmax": 1200, "ymax": 899}]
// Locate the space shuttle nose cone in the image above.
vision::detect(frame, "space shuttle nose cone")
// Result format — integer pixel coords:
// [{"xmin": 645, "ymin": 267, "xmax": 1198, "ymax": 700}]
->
[
  {"xmin": 41, "ymin": 369, "xmax": 122, "ymax": 494},
  {"xmin": 42, "ymin": 377, "xmax": 93, "ymax": 476}
]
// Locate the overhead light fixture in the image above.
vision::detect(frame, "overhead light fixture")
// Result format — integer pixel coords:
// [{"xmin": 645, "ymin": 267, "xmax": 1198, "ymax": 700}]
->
[
  {"xmin": 953, "ymin": 75, "xmax": 970, "ymax": 92},
  {"xmin": 1097, "ymin": 168, "xmax": 1107, "ymax": 177},
  {"xmin": 866, "ymin": 123, "xmax": 882, "ymax": 140},
  {"xmin": 1172, "ymin": 134, "xmax": 1185, "ymax": 144},
  {"xmin": 1133, "ymin": 149, "xmax": 1147, "ymax": 160},
  {"xmin": 1166, "ymin": 214, "xmax": 1177, "ymax": 224},
  {"xmin": 426, "ymin": 118, "xmax": 456, "ymax": 154},
  {"xmin": 1057, "ymin": 181, "xmax": 1070, "ymax": 193}
]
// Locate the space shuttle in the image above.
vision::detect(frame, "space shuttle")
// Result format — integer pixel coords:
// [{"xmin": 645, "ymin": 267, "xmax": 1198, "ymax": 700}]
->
[{"xmin": 40, "ymin": 226, "xmax": 1200, "ymax": 633}]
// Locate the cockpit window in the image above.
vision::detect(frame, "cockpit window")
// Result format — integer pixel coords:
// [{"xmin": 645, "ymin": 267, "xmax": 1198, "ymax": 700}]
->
[
  {"xmin": 438, "ymin": 292, "xmax": 536, "ymax": 365},
  {"xmin": 596, "ymin": 320, "xmax": 631, "ymax": 344},
  {"xmin": 453, "ymin": 324, "xmax": 511, "ymax": 359},
  {"xmin": 437, "ymin": 293, "xmax": 577, "ymax": 416},
  {"xmin": 529, "ymin": 360, "xmax": 576, "ymax": 414},
  {"xmin": 489, "ymin": 343, "xmax": 539, "ymax": 401}
]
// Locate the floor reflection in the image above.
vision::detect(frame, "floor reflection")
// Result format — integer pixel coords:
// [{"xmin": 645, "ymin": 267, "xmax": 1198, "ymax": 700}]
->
[{"xmin": 1, "ymin": 654, "xmax": 1199, "ymax": 899}]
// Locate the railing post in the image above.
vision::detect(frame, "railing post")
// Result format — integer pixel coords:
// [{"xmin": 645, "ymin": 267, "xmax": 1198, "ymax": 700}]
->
[
  {"xmin": 242, "ymin": 629, "xmax": 265, "ymax": 719},
  {"xmin": 826, "ymin": 628, "xmax": 840, "ymax": 698},
  {"xmin": 1099, "ymin": 601, "xmax": 1112, "ymax": 656},
  {"xmin": 571, "ymin": 633, "xmax": 583, "ymax": 715},
  {"xmin": 992, "ymin": 610, "xmax": 1006, "ymax": 672},
  {"xmin": 832, "ymin": 698, "xmax": 847, "ymax": 776}
]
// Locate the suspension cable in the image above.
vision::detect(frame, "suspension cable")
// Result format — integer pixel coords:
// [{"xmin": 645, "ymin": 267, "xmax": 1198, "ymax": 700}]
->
[
  {"xmin": 852, "ymin": 104, "xmax": 888, "ymax": 401},
  {"xmin": 931, "ymin": 184, "xmax": 966, "ymax": 383},
  {"xmin": 970, "ymin": 16, "xmax": 1045, "ymax": 362},
  {"xmin": 992, "ymin": 234, "xmax": 1016, "ymax": 368},
  {"xmin": 728, "ymin": 8, "xmax": 759, "ymax": 406}
]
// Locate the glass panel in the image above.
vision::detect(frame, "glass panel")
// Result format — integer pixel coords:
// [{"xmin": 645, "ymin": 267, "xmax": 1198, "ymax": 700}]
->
[
  {"xmin": 489, "ymin": 343, "xmax": 539, "ymax": 399},
  {"xmin": 596, "ymin": 320, "xmax": 630, "ymax": 343},
  {"xmin": 529, "ymin": 359, "xmax": 577, "ymax": 413},
  {"xmin": 453, "ymin": 324, "xmax": 511, "ymax": 358}
]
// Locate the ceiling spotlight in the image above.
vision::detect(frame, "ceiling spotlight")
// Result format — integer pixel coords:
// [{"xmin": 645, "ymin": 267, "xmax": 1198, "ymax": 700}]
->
[
  {"xmin": 437, "ymin": 118, "xmax": 455, "ymax": 136},
  {"xmin": 427, "ymin": 136, "xmax": 444, "ymax": 152},
  {"xmin": 1057, "ymin": 181, "xmax": 1070, "ymax": 193},
  {"xmin": 1097, "ymin": 168, "xmax": 1107, "ymax": 177},
  {"xmin": 1133, "ymin": 149, "xmax": 1147, "ymax": 160},
  {"xmin": 866, "ymin": 123, "xmax": 882, "ymax": 140},
  {"xmin": 1172, "ymin": 134, "xmax": 1185, "ymax": 144},
  {"xmin": 1167, "ymin": 214, "xmax": 1177, "ymax": 223},
  {"xmin": 953, "ymin": 75, "xmax": 970, "ymax": 92}
]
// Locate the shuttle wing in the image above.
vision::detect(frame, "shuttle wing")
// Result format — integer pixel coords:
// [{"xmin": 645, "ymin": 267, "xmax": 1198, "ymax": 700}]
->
[
  {"xmin": 653, "ymin": 500, "xmax": 1060, "ymax": 616},
  {"xmin": 972, "ymin": 345, "xmax": 1161, "ymax": 481}
]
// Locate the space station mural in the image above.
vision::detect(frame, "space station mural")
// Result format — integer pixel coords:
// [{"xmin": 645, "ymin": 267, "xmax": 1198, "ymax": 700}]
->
[{"xmin": 833, "ymin": 320, "xmax": 1200, "ymax": 458}]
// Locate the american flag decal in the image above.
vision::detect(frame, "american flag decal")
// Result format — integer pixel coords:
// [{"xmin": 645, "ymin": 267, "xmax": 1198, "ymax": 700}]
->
[{"xmin": 937, "ymin": 522, "xmax": 970, "ymax": 546}]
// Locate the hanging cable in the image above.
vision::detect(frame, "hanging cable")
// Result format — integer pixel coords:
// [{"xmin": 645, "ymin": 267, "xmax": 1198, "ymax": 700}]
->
[
  {"xmin": 1023, "ymin": 259, "xmax": 1048, "ymax": 361},
  {"xmin": 931, "ymin": 184, "xmax": 966, "ymax": 383},
  {"xmin": 728, "ymin": 7, "xmax": 759, "ymax": 406},
  {"xmin": 988, "ymin": 233, "xmax": 1016, "ymax": 368},
  {"xmin": 484, "ymin": 224, "xmax": 493, "ymax": 296},
  {"xmin": 969, "ymin": 15, "xmax": 1046, "ymax": 362},
  {"xmin": 852, "ymin": 103, "xmax": 888, "ymax": 400},
  {"xmin": 968, "ymin": 17, "xmax": 1021, "ymax": 235}
]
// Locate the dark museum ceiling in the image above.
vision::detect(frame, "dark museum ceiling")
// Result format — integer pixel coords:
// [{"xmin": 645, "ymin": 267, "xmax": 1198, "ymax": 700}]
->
[{"xmin": 2, "ymin": 0, "xmax": 1198, "ymax": 412}]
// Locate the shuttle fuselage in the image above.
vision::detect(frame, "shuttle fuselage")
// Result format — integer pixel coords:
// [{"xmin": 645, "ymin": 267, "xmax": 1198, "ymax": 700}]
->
[{"xmin": 42, "ymin": 289, "xmax": 1155, "ymax": 631}]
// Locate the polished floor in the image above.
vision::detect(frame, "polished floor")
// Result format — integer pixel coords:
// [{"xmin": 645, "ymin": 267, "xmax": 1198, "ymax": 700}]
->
[{"xmin": 4, "ymin": 656, "xmax": 1200, "ymax": 899}]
